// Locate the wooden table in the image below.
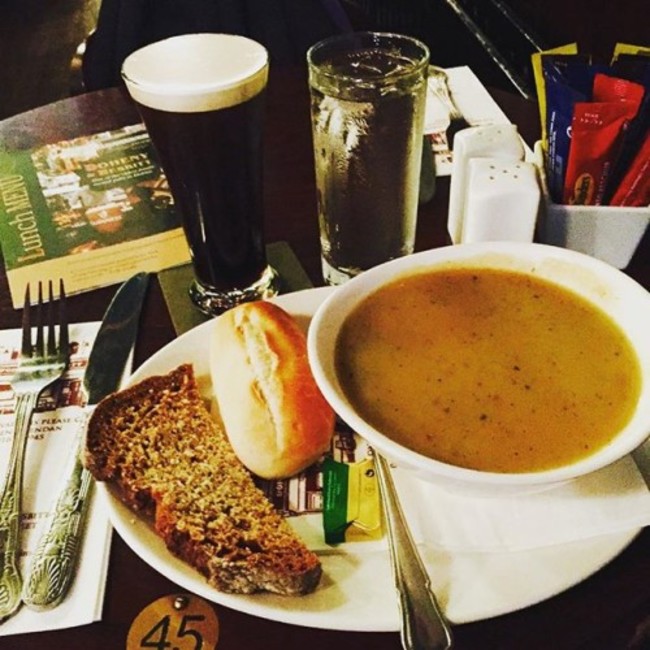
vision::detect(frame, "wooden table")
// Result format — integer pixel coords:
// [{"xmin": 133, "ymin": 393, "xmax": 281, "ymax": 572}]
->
[{"xmin": 1, "ymin": 67, "xmax": 649, "ymax": 650}]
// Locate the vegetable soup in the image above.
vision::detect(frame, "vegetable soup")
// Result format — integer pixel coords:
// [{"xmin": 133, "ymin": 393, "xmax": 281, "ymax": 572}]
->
[{"xmin": 335, "ymin": 267, "xmax": 642, "ymax": 473}]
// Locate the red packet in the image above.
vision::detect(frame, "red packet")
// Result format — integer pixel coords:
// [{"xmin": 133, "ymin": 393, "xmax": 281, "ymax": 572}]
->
[
  {"xmin": 563, "ymin": 98, "xmax": 641, "ymax": 205},
  {"xmin": 592, "ymin": 73, "xmax": 645, "ymax": 104},
  {"xmin": 604, "ymin": 62, "xmax": 650, "ymax": 202},
  {"xmin": 610, "ymin": 132, "xmax": 650, "ymax": 206}
]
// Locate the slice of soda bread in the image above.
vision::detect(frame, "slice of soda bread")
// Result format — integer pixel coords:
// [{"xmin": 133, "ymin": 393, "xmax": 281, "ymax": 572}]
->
[{"xmin": 83, "ymin": 363, "xmax": 321, "ymax": 595}]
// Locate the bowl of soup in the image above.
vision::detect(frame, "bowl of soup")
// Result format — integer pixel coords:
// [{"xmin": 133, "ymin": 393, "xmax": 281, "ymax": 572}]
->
[{"xmin": 307, "ymin": 242, "xmax": 650, "ymax": 493}]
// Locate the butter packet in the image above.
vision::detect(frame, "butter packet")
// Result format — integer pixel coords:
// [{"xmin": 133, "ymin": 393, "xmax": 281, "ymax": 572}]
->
[
  {"xmin": 322, "ymin": 428, "xmax": 382, "ymax": 544},
  {"xmin": 255, "ymin": 425, "xmax": 383, "ymax": 544}
]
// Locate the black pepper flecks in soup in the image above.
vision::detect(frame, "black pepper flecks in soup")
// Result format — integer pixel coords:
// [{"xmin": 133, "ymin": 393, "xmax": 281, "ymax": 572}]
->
[{"xmin": 335, "ymin": 268, "xmax": 642, "ymax": 473}]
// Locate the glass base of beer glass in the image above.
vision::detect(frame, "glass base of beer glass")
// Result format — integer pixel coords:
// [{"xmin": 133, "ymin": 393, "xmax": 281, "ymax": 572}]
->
[{"xmin": 189, "ymin": 265, "xmax": 280, "ymax": 316}]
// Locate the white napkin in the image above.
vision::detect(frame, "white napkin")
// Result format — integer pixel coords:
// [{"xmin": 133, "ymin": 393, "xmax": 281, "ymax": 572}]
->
[
  {"xmin": 0, "ymin": 322, "xmax": 112, "ymax": 637},
  {"xmin": 393, "ymin": 446, "xmax": 650, "ymax": 553}
]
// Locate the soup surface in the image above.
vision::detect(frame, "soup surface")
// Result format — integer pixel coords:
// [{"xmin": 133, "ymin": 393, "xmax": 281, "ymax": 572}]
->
[{"xmin": 335, "ymin": 267, "xmax": 642, "ymax": 473}]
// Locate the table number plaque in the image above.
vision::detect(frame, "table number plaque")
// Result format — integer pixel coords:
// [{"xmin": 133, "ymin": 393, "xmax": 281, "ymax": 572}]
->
[{"xmin": 127, "ymin": 594, "xmax": 219, "ymax": 650}]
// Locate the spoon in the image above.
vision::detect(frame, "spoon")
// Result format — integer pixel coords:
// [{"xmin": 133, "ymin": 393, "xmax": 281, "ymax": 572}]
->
[
  {"xmin": 428, "ymin": 66, "xmax": 471, "ymax": 150},
  {"xmin": 374, "ymin": 452, "xmax": 453, "ymax": 650}
]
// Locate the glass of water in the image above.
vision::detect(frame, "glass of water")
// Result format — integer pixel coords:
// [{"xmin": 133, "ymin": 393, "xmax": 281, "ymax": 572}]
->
[{"xmin": 307, "ymin": 32, "xmax": 430, "ymax": 285}]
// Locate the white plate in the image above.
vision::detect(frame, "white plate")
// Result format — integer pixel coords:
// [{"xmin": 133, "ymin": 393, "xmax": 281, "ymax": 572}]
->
[{"xmin": 99, "ymin": 287, "xmax": 638, "ymax": 631}]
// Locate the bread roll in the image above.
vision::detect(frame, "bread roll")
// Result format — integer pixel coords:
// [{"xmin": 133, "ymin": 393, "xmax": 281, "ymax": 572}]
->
[{"xmin": 209, "ymin": 301, "xmax": 335, "ymax": 479}]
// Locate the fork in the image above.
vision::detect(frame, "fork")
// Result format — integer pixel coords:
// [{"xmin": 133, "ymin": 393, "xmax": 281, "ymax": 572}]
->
[
  {"xmin": 428, "ymin": 66, "xmax": 471, "ymax": 150},
  {"xmin": 0, "ymin": 280, "xmax": 68, "ymax": 621}
]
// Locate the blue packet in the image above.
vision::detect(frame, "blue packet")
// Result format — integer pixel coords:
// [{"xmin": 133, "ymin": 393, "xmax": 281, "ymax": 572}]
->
[
  {"xmin": 542, "ymin": 61, "xmax": 587, "ymax": 202},
  {"xmin": 542, "ymin": 54, "xmax": 598, "ymax": 97}
]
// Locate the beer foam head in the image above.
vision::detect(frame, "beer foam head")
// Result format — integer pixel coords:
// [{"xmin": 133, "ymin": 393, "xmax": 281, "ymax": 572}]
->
[{"xmin": 122, "ymin": 34, "xmax": 268, "ymax": 112}]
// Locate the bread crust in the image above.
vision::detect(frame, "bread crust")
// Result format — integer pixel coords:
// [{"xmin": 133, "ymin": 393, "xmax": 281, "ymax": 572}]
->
[
  {"xmin": 210, "ymin": 301, "xmax": 335, "ymax": 479},
  {"xmin": 83, "ymin": 364, "xmax": 322, "ymax": 596}
]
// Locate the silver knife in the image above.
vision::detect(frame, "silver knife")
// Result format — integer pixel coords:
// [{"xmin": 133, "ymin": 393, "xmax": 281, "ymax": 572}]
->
[{"xmin": 21, "ymin": 272, "xmax": 149, "ymax": 610}]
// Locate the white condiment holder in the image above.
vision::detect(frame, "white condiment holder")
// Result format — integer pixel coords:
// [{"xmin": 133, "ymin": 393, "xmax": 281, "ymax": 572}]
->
[
  {"xmin": 448, "ymin": 124, "xmax": 537, "ymax": 244},
  {"xmin": 533, "ymin": 142, "xmax": 650, "ymax": 269}
]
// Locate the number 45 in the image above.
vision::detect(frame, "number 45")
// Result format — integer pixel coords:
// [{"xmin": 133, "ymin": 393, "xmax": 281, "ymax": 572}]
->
[{"xmin": 140, "ymin": 614, "xmax": 206, "ymax": 650}]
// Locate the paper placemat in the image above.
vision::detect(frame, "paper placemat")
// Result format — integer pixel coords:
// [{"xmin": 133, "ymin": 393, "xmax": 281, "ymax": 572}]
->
[{"xmin": 159, "ymin": 241, "xmax": 314, "ymax": 335}]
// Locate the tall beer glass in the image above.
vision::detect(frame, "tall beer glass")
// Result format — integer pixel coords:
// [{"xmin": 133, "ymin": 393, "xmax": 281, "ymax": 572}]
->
[
  {"xmin": 308, "ymin": 32, "xmax": 430, "ymax": 285},
  {"xmin": 122, "ymin": 34, "xmax": 279, "ymax": 315}
]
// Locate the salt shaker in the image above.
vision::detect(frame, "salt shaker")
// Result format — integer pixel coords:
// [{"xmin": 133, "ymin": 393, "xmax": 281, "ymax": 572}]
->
[{"xmin": 461, "ymin": 158, "xmax": 540, "ymax": 243}]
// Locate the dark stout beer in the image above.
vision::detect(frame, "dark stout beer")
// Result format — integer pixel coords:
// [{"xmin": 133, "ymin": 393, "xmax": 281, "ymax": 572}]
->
[
  {"xmin": 137, "ymin": 93, "xmax": 267, "ymax": 291},
  {"xmin": 122, "ymin": 34, "xmax": 278, "ymax": 314}
]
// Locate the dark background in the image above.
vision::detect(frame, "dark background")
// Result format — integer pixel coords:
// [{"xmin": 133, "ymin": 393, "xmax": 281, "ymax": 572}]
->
[{"xmin": 0, "ymin": 0, "xmax": 646, "ymax": 121}]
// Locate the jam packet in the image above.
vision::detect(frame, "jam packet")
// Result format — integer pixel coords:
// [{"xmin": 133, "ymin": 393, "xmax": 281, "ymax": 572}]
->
[
  {"xmin": 603, "ymin": 54, "xmax": 650, "ymax": 202},
  {"xmin": 610, "ymin": 132, "xmax": 650, "ymax": 206},
  {"xmin": 563, "ymin": 74, "xmax": 644, "ymax": 205}
]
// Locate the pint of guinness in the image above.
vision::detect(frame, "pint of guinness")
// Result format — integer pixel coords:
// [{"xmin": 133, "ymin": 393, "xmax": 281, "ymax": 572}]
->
[{"xmin": 122, "ymin": 34, "xmax": 279, "ymax": 315}]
